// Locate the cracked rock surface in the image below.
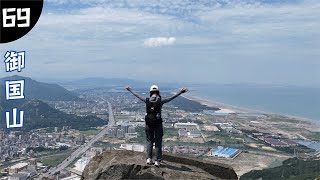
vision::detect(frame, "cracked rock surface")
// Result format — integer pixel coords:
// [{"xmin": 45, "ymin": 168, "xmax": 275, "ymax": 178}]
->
[{"xmin": 81, "ymin": 150, "xmax": 238, "ymax": 180}]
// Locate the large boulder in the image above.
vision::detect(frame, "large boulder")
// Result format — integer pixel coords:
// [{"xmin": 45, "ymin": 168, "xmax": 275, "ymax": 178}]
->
[{"xmin": 81, "ymin": 150, "xmax": 238, "ymax": 180}]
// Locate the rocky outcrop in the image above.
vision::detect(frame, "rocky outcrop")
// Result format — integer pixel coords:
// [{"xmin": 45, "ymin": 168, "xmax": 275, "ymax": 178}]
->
[{"xmin": 81, "ymin": 150, "xmax": 238, "ymax": 180}]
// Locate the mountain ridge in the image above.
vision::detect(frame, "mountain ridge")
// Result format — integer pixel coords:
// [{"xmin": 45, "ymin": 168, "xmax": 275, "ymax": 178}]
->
[
  {"xmin": 0, "ymin": 75, "xmax": 81, "ymax": 101},
  {"xmin": 0, "ymin": 99, "xmax": 106, "ymax": 131}
]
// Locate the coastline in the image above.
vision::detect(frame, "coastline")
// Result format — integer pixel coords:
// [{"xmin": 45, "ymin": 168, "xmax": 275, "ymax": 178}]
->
[
  {"xmin": 182, "ymin": 93, "xmax": 320, "ymax": 125},
  {"xmin": 182, "ymin": 93, "xmax": 263, "ymax": 114}
]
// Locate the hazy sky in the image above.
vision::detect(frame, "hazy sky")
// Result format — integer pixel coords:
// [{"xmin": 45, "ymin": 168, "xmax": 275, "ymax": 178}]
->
[{"xmin": 0, "ymin": 0, "xmax": 319, "ymax": 86}]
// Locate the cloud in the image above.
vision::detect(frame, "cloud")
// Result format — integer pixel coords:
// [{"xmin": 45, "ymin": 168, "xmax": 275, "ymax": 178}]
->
[
  {"xmin": 143, "ymin": 37, "xmax": 176, "ymax": 47},
  {"xmin": 1, "ymin": 0, "xmax": 320, "ymax": 85}
]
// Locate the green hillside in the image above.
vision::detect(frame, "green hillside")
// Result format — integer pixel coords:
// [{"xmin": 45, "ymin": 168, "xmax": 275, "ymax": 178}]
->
[
  {"xmin": 241, "ymin": 158, "xmax": 320, "ymax": 180},
  {"xmin": 0, "ymin": 99, "xmax": 106, "ymax": 131},
  {"xmin": 0, "ymin": 75, "xmax": 81, "ymax": 101}
]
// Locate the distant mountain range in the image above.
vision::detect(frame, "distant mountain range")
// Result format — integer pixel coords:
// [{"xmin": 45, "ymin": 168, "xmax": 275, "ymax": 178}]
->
[
  {"xmin": 0, "ymin": 99, "xmax": 106, "ymax": 131},
  {"xmin": 0, "ymin": 75, "xmax": 81, "ymax": 101},
  {"xmin": 0, "ymin": 76, "xmax": 105, "ymax": 131},
  {"xmin": 0, "ymin": 75, "xmax": 190, "ymax": 131},
  {"xmin": 59, "ymin": 77, "xmax": 185, "ymax": 90},
  {"xmin": 60, "ymin": 77, "xmax": 147, "ymax": 89}
]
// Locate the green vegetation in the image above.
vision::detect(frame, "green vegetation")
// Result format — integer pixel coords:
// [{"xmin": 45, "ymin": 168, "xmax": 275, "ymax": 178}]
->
[
  {"xmin": 0, "ymin": 100, "xmax": 106, "ymax": 131},
  {"xmin": 79, "ymin": 128, "xmax": 100, "ymax": 136},
  {"xmin": 279, "ymin": 126, "xmax": 307, "ymax": 132},
  {"xmin": 26, "ymin": 146, "xmax": 68, "ymax": 153},
  {"xmin": 40, "ymin": 150, "xmax": 72, "ymax": 167},
  {"xmin": 167, "ymin": 96, "xmax": 219, "ymax": 112},
  {"xmin": 132, "ymin": 126, "xmax": 242, "ymax": 147},
  {"xmin": 0, "ymin": 75, "xmax": 81, "ymax": 101},
  {"xmin": 68, "ymin": 157, "xmax": 81, "ymax": 168},
  {"xmin": 240, "ymin": 158, "xmax": 320, "ymax": 180},
  {"xmin": 204, "ymin": 132, "xmax": 244, "ymax": 144},
  {"xmin": 305, "ymin": 132, "xmax": 320, "ymax": 141},
  {"xmin": 164, "ymin": 128, "xmax": 178, "ymax": 138},
  {"xmin": 93, "ymin": 141, "xmax": 113, "ymax": 148},
  {"xmin": 269, "ymin": 118, "xmax": 300, "ymax": 124},
  {"xmin": 274, "ymin": 147, "xmax": 295, "ymax": 154},
  {"xmin": 26, "ymin": 147, "xmax": 54, "ymax": 153},
  {"xmin": 0, "ymin": 76, "xmax": 105, "ymax": 131},
  {"xmin": 164, "ymin": 139, "xmax": 210, "ymax": 148}
]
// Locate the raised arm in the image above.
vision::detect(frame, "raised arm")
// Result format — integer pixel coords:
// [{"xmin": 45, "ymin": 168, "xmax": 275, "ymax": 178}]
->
[
  {"xmin": 162, "ymin": 88, "xmax": 188, "ymax": 104},
  {"xmin": 126, "ymin": 86, "xmax": 146, "ymax": 103}
]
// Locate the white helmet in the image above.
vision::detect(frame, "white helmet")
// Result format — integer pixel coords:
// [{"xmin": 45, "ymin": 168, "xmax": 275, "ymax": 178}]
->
[{"xmin": 150, "ymin": 85, "xmax": 159, "ymax": 92}]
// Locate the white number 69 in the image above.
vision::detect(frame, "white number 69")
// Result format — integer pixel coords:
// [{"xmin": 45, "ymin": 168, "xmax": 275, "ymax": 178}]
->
[{"xmin": 2, "ymin": 8, "xmax": 30, "ymax": 28}]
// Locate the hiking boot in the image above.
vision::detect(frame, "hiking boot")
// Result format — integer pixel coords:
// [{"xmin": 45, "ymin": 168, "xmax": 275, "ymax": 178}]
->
[
  {"xmin": 154, "ymin": 160, "xmax": 160, "ymax": 167},
  {"xmin": 146, "ymin": 158, "xmax": 152, "ymax": 165}
]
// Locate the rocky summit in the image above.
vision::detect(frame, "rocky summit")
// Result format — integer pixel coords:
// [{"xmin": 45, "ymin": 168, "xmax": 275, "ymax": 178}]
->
[{"xmin": 81, "ymin": 150, "xmax": 238, "ymax": 180}]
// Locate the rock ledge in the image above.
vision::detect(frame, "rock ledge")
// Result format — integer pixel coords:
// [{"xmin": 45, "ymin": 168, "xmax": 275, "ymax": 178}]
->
[{"xmin": 81, "ymin": 150, "xmax": 237, "ymax": 180}]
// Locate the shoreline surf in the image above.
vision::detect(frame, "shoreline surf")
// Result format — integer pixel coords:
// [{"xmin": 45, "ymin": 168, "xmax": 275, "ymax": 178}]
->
[{"xmin": 182, "ymin": 93, "xmax": 320, "ymax": 125}]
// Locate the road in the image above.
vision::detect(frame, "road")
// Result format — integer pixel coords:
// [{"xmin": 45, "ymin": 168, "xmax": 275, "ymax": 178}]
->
[
  {"xmin": 107, "ymin": 101, "xmax": 115, "ymax": 126},
  {"xmin": 38, "ymin": 101, "xmax": 115, "ymax": 179}
]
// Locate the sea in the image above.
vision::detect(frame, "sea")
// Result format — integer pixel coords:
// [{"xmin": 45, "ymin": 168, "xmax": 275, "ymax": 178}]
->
[{"xmin": 191, "ymin": 84, "xmax": 320, "ymax": 121}]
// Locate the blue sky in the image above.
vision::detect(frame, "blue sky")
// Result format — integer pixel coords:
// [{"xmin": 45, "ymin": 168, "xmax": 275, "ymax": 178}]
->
[{"xmin": 0, "ymin": 0, "xmax": 319, "ymax": 86}]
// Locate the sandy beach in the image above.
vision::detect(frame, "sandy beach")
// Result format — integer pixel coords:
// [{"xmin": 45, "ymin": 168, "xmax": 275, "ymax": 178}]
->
[
  {"xmin": 182, "ymin": 93, "xmax": 257, "ymax": 114},
  {"xmin": 182, "ymin": 93, "xmax": 320, "ymax": 125}
]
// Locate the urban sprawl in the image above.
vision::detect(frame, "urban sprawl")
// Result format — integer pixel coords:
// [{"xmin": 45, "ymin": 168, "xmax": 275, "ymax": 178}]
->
[{"xmin": 1, "ymin": 89, "xmax": 320, "ymax": 179}]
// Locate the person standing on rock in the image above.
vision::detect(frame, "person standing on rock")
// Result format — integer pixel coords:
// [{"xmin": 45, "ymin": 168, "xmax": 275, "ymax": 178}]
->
[{"xmin": 126, "ymin": 85, "xmax": 188, "ymax": 167}]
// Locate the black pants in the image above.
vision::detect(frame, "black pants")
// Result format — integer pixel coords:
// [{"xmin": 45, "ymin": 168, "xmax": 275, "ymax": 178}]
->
[{"xmin": 145, "ymin": 123, "xmax": 163, "ymax": 161}]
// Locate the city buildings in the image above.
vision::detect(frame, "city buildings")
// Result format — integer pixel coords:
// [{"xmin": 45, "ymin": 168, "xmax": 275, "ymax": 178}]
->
[
  {"xmin": 125, "ymin": 133, "xmax": 138, "ymax": 139},
  {"xmin": 107, "ymin": 126, "xmax": 118, "ymax": 137},
  {"xmin": 8, "ymin": 163, "xmax": 28, "ymax": 174},
  {"xmin": 175, "ymin": 122, "xmax": 201, "ymax": 138},
  {"xmin": 173, "ymin": 146, "xmax": 208, "ymax": 156},
  {"xmin": 107, "ymin": 124, "xmax": 137, "ymax": 139},
  {"xmin": 174, "ymin": 122, "xmax": 199, "ymax": 130},
  {"xmin": 116, "ymin": 129, "xmax": 125, "ymax": 138},
  {"xmin": 128, "ymin": 126, "xmax": 136, "ymax": 133}
]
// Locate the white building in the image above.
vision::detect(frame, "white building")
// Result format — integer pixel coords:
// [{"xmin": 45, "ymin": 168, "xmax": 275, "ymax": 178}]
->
[
  {"xmin": 56, "ymin": 142, "xmax": 72, "ymax": 147},
  {"xmin": 187, "ymin": 130, "xmax": 202, "ymax": 138},
  {"xmin": 8, "ymin": 163, "xmax": 28, "ymax": 175},
  {"xmin": 175, "ymin": 123, "xmax": 201, "ymax": 138},
  {"xmin": 9, "ymin": 173, "xmax": 28, "ymax": 180},
  {"xmin": 174, "ymin": 122, "xmax": 199, "ymax": 130},
  {"xmin": 125, "ymin": 133, "xmax": 138, "ymax": 139},
  {"xmin": 73, "ymin": 157, "xmax": 90, "ymax": 172},
  {"xmin": 178, "ymin": 129, "xmax": 188, "ymax": 137},
  {"xmin": 120, "ymin": 144, "xmax": 145, "ymax": 152}
]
